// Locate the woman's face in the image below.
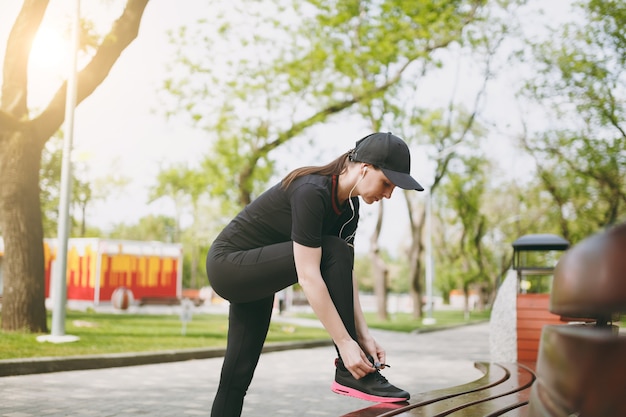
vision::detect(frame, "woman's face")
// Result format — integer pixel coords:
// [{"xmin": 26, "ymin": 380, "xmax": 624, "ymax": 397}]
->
[{"xmin": 358, "ymin": 166, "xmax": 396, "ymax": 204}]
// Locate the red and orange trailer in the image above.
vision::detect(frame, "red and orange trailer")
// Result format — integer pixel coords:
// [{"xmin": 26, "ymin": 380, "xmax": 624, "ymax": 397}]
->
[{"xmin": 0, "ymin": 238, "xmax": 182, "ymax": 305}]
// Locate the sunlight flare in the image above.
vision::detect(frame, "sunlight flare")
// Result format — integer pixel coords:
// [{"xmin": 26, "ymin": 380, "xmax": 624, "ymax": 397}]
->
[{"xmin": 30, "ymin": 25, "xmax": 69, "ymax": 75}]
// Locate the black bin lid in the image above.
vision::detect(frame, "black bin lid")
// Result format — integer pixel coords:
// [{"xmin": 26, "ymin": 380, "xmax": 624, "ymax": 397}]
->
[{"xmin": 512, "ymin": 234, "xmax": 570, "ymax": 252}]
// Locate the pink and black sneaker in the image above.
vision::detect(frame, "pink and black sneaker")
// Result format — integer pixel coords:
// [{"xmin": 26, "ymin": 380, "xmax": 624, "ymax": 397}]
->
[{"xmin": 331, "ymin": 358, "xmax": 410, "ymax": 403}]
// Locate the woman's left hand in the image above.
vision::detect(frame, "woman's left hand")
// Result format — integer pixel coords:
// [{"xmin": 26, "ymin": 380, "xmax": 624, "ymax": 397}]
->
[{"xmin": 359, "ymin": 334, "xmax": 386, "ymax": 369}]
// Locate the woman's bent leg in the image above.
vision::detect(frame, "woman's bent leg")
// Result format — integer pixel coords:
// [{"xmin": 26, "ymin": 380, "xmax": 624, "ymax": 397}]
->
[
  {"xmin": 207, "ymin": 241, "xmax": 296, "ymax": 416},
  {"xmin": 207, "ymin": 237, "xmax": 356, "ymax": 415},
  {"xmin": 320, "ymin": 236, "xmax": 357, "ymax": 340},
  {"xmin": 207, "ymin": 241, "xmax": 297, "ymax": 303},
  {"xmin": 210, "ymin": 296, "xmax": 274, "ymax": 417}
]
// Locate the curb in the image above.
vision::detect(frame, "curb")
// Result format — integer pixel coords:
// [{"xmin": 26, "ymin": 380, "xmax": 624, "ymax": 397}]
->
[{"xmin": 0, "ymin": 339, "xmax": 333, "ymax": 377}]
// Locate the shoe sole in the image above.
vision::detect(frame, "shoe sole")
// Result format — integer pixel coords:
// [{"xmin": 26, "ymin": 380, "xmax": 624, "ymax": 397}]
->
[{"xmin": 331, "ymin": 381, "xmax": 409, "ymax": 403}]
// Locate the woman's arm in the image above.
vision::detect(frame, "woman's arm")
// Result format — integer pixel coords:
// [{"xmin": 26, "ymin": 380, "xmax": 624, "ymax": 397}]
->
[
  {"xmin": 293, "ymin": 242, "xmax": 374, "ymax": 379},
  {"xmin": 352, "ymin": 276, "xmax": 386, "ymax": 366}
]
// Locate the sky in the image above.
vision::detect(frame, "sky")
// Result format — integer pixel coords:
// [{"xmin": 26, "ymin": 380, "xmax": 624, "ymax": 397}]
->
[{"xmin": 1, "ymin": 0, "xmax": 571, "ymax": 255}]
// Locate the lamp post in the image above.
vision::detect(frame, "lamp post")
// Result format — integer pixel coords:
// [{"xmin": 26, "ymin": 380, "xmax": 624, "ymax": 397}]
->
[
  {"xmin": 37, "ymin": 0, "xmax": 81, "ymax": 344},
  {"xmin": 418, "ymin": 142, "xmax": 465, "ymax": 325},
  {"xmin": 422, "ymin": 190, "xmax": 436, "ymax": 325}
]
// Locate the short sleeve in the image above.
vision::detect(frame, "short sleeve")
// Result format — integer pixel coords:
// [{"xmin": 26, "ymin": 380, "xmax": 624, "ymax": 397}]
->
[{"xmin": 290, "ymin": 183, "xmax": 327, "ymax": 247}]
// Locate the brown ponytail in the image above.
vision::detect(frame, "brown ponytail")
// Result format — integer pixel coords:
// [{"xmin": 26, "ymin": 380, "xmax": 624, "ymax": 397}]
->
[{"xmin": 281, "ymin": 150, "xmax": 353, "ymax": 189}]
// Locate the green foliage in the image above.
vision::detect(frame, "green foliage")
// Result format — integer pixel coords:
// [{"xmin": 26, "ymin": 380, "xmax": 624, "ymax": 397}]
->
[
  {"xmin": 430, "ymin": 152, "xmax": 495, "ymax": 310},
  {"xmin": 147, "ymin": 162, "xmax": 238, "ymax": 288},
  {"xmin": 40, "ymin": 137, "xmax": 63, "ymax": 237},
  {"xmin": 519, "ymin": 0, "xmax": 626, "ymax": 242},
  {"xmin": 354, "ymin": 254, "xmax": 374, "ymax": 291},
  {"xmin": 354, "ymin": 251, "xmax": 410, "ymax": 294},
  {"xmin": 67, "ymin": 0, "xmax": 625, "ymax": 314},
  {"xmin": 156, "ymin": 0, "xmax": 518, "ymax": 322},
  {"xmin": 160, "ymin": 0, "xmax": 497, "ymax": 215},
  {"xmin": 391, "ymin": 256, "xmax": 411, "ymax": 294},
  {"xmin": 107, "ymin": 215, "xmax": 177, "ymax": 242},
  {"xmin": 39, "ymin": 136, "xmax": 100, "ymax": 238}
]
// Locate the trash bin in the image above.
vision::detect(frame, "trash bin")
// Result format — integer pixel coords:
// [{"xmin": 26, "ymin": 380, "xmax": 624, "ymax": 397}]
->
[{"xmin": 512, "ymin": 234, "xmax": 569, "ymax": 363}]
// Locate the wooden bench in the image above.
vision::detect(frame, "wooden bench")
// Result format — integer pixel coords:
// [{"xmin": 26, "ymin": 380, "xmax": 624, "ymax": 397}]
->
[
  {"xmin": 527, "ymin": 223, "xmax": 626, "ymax": 417},
  {"xmin": 138, "ymin": 296, "xmax": 181, "ymax": 306},
  {"xmin": 342, "ymin": 362, "xmax": 535, "ymax": 416},
  {"xmin": 343, "ymin": 223, "xmax": 626, "ymax": 417}
]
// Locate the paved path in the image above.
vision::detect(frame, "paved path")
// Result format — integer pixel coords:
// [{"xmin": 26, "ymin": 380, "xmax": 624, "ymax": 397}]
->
[{"xmin": 0, "ymin": 321, "xmax": 490, "ymax": 417}]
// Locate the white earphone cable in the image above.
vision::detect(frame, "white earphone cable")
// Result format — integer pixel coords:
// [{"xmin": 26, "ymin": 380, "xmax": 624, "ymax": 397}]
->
[{"xmin": 339, "ymin": 171, "xmax": 363, "ymax": 243}]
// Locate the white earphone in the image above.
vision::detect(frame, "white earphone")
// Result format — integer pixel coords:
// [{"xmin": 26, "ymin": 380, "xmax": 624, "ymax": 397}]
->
[{"xmin": 341, "ymin": 165, "xmax": 368, "ymax": 242}]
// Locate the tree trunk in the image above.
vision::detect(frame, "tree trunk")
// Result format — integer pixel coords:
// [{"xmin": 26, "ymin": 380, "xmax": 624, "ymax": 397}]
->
[
  {"xmin": 406, "ymin": 198, "xmax": 426, "ymax": 320},
  {"xmin": 369, "ymin": 202, "xmax": 388, "ymax": 321},
  {"xmin": 463, "ymin": 287, "xmax": 471, "ymax": 320},
  {"xmin": 191, "ymin": 247, "xmax": 199, "ymax": 289},
  {"xmin": 0, "ymin": 132, "xmax": 47, "ymax": 332},
  {"xmin": 409, "ymin": 249, "xmax": 424, "ymax": 320}
]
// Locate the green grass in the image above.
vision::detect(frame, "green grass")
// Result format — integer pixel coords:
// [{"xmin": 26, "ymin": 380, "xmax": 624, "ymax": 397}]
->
[
  {"xmin": 365, "ymin": 309, "xmax": 492, "ymax": 332},
  {"xmin": 0, "ymin": 310, "xmax": 329, "ymax": 360},
  {"xmin": 7, "ymin": 309, "xmax": 617, "ymax": 362},
  {"xmin": 10, "ymin": 308, "xmax": 594, "ymax": 361},
  {"xmin": 295, "ymin": 309, "xmax": 492, "ymax": 333}
]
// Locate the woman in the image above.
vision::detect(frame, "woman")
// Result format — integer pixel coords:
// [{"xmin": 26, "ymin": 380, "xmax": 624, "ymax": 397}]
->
[{"xmin": 206, "ymin": 132, "xmax": 424, "ymax": 416}]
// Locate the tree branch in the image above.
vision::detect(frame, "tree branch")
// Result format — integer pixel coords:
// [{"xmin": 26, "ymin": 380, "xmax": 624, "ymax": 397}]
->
[
  {"xmin": 1, "ymin": 0, "xmax": 48, "ymax": 118},
  {"xmin": 31, "ymin": 0, "xmax": 150, "ymax": 143}
]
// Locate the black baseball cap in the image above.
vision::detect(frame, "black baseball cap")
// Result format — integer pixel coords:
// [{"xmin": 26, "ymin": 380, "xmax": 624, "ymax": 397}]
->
[{"xmin": 350, "ymin": 132, "xmax": 424, "ymax": 191}]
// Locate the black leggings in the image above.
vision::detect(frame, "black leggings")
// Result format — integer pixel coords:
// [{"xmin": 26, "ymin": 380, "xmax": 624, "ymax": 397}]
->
[{"xmin": 206, "ymin": 236, "xmax": 356, "ymax": 417}]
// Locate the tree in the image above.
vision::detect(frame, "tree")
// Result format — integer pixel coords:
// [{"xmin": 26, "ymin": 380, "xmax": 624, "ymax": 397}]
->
[
  {"xmin": 439, "ymin": 155, "xmax": 489, "ymax": 316},
  {"xmin": 0, "ymin": 0, "xmax": 149, "ymax": 332},
  {"xmin": 149, "ymin": 163, "xmax": 217, "ymax": 289},
  {"xmin": 108, "ymin": 214, "xmax": 177, "ymax": 242},
  {"xmin": 40, "ymin": 135, "xmax": 128, "ymax": 238},
  {"xmin": 369, "ymin": 200, "xmax": 390, "ymax": 320},
  {"xmin": 518, "ymin": 0, "xmax": 626, "ymax": 242},
  {"xmin": 148, "ymin": 164, "xmax": 192, "ymax": 243},
  {"xmin": 163, "ymin": 0, "xmax": 495, "ymax": 208},
  {"xmin": 371, "ymin": 0, "xmax": 522, "ymax": 319},
  {"xmin": 399, "ymin": 94, "xmax": 492, "ymax": 318}
]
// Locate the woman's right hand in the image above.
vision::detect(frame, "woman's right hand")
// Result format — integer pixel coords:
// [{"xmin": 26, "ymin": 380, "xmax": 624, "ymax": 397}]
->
[{"xmin": 337, "ymin": 339, "xmax": 375, "ymax": 379}]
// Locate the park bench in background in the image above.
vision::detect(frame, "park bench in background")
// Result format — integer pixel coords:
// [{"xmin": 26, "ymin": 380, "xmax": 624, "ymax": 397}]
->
[
  {"xmin": 138, "ymin": 296, "xmax": 181, "ymax": 306},
  {"xmin": 342, "ymin": 223, "xmax": 625, "ymax": 417}
]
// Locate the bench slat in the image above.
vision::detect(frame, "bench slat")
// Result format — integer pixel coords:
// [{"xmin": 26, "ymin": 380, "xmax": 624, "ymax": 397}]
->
[
  {"xmin": 398, "ymin": 363, "xmax": 534, "ymax": 417},
  {"xmin": 341, "ymin": 362, "xmax": 535, "ymax": 417},
  {"xmin": 446, "ymin": 392, "xmax": 529, "ymax": 417},
  {"xmin": 341, "ymin": 362, "xmax": 507, "ymax": 417}
]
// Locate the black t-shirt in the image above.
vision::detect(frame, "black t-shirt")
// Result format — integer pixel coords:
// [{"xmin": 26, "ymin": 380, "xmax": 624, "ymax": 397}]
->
[{"xmin": 214, "ymin": 174, "xmax": 359, "ymax": 250}]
